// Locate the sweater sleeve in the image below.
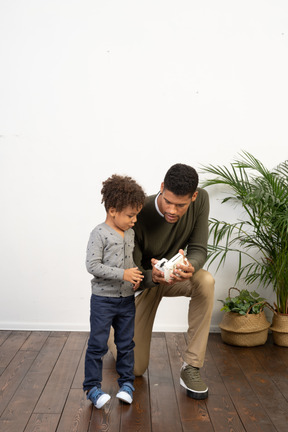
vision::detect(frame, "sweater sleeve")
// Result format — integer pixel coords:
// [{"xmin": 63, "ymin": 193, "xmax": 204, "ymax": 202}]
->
[
  {"xmin": 186, "ymin": 188, "xmax": 209, "ymax": 272},
  {"xmin": 86, "ymin": 229, "xmax": 124, "ymax": 281},
  {"xmin": 133, "ymin": 235, "xmax": 155, "ymax": 289}
]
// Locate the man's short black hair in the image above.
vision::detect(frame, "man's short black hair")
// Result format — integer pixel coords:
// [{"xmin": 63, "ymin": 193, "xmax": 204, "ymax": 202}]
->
[{"xmin": 163, "ymin": 163, "xmax": 199, "ymax": 196}]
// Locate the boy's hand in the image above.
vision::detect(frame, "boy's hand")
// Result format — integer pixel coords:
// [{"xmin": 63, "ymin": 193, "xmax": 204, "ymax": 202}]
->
[
  {"xmin": 133, "ymin": 280, "xmax": 141, "ymax": 291},
  {"xmin": 123, "ymin": 267, "xmax": 144, "ymax": 285}
]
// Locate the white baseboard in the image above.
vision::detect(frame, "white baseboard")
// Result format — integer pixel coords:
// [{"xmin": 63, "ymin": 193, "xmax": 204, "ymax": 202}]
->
[
  {"xmin": 0, "ymin": 322, "xmax": 90, "ymax": 332},
  {"xmin": 0, "ymin": 322, "xmax": 221, "ymax": 333}
]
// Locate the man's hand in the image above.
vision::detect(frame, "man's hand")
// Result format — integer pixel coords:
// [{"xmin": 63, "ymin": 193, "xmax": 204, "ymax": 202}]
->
[
  {"xmin": 151, "ymin": 249, "xmax": 195, "ymax": 285},
  {"xmin": 151, "ymin": 258, "xmax": 168, "ymax": 284},
  {"xmin": 170, "ymin": 249, "xmax": 195, "ymax": 282}
]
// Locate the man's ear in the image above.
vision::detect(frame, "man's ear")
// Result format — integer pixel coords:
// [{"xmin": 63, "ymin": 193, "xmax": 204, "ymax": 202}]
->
[
  {"xmin": 191, "ymin": 191, "xmax": 198, "ymax": 202},
  {"xmin": 160, "ymin": 182, "xmax": 164, "ymax": 194}
]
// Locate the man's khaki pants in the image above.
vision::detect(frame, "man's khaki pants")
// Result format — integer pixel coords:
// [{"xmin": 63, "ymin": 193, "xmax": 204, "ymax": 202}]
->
[{"xmin": 108, "ymin": 269, "xmax": 215, "ymax": 376}]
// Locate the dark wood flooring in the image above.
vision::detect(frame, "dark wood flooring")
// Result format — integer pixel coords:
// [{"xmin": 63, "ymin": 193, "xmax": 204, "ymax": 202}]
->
[{"xmin": 0, "ymin": 330, "xmax": 288, "ymax": 431}]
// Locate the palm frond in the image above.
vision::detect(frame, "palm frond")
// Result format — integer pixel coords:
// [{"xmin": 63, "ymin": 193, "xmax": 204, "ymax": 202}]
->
[{"xmin": 201, "ymin": 151, "xmax": 288, "ymax": 314}]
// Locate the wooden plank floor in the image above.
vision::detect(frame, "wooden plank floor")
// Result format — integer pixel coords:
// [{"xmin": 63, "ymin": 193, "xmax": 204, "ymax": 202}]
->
[{"xmin": 0, "ymin": 331, "xmax": 288, "ymax": 432}]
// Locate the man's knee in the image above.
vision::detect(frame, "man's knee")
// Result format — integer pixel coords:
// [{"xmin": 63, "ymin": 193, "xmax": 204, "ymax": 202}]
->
[
  {"xmin": 201, "ymin": 270, "xmax": 215, "ymax": 290},
  {"xmin": 194, "ymin": 269, "xmax": 215, "ymax": 299}
]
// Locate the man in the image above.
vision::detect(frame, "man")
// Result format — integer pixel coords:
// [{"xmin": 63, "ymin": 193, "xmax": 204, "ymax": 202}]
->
[{"xmin": 109, "ymin": 163, "xmax": 215, "ymax": 400}]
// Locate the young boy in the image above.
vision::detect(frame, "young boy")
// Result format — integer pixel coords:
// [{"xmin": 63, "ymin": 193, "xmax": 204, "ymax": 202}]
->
[{"xmin": 83, "ymin": 174, "xmax": 145, "ymax": 409}]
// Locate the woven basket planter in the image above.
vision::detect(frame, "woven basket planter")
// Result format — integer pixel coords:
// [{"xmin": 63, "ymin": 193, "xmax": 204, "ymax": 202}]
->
[
  {"xmin": 219, "ymin": 311, "xmax": 271, "ymax": 347},
  {"xmin": 270, "ymin": 314, "xmax": 288, "ymax": 347}
]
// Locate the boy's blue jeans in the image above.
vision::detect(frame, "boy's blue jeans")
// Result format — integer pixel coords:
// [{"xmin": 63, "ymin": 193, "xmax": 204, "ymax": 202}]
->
[{"xmin": 83, "ymin": 294, "xmax": 135, "ymax": 392}]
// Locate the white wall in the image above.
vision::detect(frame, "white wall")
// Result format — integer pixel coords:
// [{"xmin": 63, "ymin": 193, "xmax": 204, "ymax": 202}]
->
[{"xmin": 1, "ymin": 1, "xmax": 287, "ymax": 332}]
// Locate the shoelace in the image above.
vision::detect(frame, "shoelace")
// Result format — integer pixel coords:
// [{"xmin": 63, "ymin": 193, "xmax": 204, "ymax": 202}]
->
[{"xmin": 184, "ymin": 366, "xmax": 202, "ymax": 382}]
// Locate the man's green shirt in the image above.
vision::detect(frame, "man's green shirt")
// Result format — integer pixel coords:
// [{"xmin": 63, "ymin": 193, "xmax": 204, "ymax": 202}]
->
[{"xmin": 133, "ymin": 188, "xmax": 209, "ymax": 289}]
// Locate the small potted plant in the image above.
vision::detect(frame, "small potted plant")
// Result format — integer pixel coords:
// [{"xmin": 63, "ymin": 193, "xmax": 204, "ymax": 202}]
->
[
  {"xmin": 218, "ymin": 287, "xmax": 271, "ymax": 346},
  {"xmin": 201, "ymin": 151, "xmax": 288, "ymax": 346}
]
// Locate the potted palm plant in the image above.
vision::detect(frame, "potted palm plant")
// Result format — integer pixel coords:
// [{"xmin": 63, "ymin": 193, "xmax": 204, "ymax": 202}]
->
[{"xmin": 201, "ymin": 151, "xmax": 288, "ymax": 346}]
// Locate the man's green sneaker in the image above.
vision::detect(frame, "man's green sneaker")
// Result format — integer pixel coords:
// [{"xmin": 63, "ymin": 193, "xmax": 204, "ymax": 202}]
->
[{"xmin": 180, "ymin": 364, "xmax": 208, "ymax": 400}]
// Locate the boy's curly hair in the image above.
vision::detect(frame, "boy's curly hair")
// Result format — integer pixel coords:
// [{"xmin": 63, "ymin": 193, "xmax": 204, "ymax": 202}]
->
[
  {"xmin": 164, "ymin": 163, "xmax": 199, "ymax": 196},
  {"xmin": 101, "ymin": 174, "xmax": 146, "ymax": 212}
]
